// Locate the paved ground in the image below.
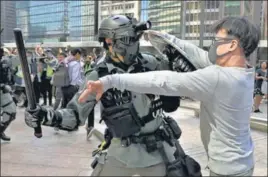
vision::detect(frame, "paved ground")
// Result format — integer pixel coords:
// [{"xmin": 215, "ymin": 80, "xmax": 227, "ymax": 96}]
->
[
  {"xmin": 1, "ymin": 107, "xmax": 99, "ymax": 176},
  {"xmin": 1, "ymin": 103, "xmax": 267, "ymax": 176},
  {"xmin": 252, "ymin": 101, "xmax": 268, "ymax": 119}
]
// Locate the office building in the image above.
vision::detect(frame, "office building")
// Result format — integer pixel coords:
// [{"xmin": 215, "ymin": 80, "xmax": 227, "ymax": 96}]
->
[
  {"xmin": 0, "ymin": 1, "xmax": 16, "ymax": 43},
  {"xmin": 15, "ymin": 1, "xmax": 97, "ymax": 43},
  {"xmin": 100, "ymin": 1, "xmax": 140, "ymax": 21},
  {"xmin": 140, "ymin": 1, "xmax": 181, "ymax": 36}
]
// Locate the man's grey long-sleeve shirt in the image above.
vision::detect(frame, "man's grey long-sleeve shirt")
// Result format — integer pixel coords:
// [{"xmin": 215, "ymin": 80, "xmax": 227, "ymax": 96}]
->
[{"xmin": 99, "ymin": 57, "xmax": 255, "ymax": 174}]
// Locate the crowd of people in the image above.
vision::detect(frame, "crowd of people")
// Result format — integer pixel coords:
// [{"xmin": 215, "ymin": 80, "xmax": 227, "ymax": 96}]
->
[{"xmin": 2, "ymin": 45, "xmax": 105, "ymax": 139}]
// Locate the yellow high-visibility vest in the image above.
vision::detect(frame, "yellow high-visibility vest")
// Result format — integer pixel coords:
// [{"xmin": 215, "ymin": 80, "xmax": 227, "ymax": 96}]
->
[
  {"xmin": 16, "ymin": 65, "xmax": 23, "ymax": 78},
  {"xmin": 46, "ymin": 65, "xmax": 54, "ymax": 77}
]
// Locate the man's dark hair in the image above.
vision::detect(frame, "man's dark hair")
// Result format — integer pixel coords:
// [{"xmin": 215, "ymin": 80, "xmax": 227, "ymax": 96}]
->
[
  {"xmin": 71, "ymin": 48, "xmax": 81, "ymax": 56},
  {"xmin": 212, "ymin": 16, "xmax": 261, "ymax": 57},
  {"xmin": 58, "ymin": 52, "xmax": 67, "ymax": 58}
]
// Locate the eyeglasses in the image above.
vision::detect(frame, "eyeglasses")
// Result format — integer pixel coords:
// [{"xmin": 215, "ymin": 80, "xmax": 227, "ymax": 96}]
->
[
  {"xmin": 211, "ymin": 37, "xmax": 235, "ymax": 44},
  {"xmin": 106, "ymin": 43, "xmax": 112, "ymax": 46}
]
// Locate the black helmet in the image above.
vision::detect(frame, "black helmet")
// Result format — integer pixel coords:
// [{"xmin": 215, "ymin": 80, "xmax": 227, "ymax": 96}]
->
[{"xmin": 98, "ymin": 15, "xmax": 140, "ymax": 65}]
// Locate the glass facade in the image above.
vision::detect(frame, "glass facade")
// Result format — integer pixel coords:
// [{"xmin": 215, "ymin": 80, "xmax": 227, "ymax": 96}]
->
[
  {"xmin": 15, "ymin": 0, "xmax": 96, "ymax": 43},
  {"xmin": 141, "ymin": 1, "xmax": 181, "ymax": 36},
  {"xmin": 0, "ymin": 1, "xmax": 17, "ymax": 43},
  {"xmin": 1, "ymin": 0, "xmax": 265, "ymax": 44},
  {"xmin": 224, "ymin": 1, "xmax": 240, "ymax": 16}
]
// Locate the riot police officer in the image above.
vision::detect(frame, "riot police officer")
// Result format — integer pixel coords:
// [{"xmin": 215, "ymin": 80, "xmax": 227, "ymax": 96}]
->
[
  {"xmin": 24, "ymin": 15, "xmax": 201, "ymax": 176},
  {"xmin": 0, "ymin": 47, "xmax": 17, "ymax": 141}
]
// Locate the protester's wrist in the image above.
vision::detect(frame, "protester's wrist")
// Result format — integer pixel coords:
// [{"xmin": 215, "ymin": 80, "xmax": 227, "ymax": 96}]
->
[{"xmin": 99, "ymin": 76, "xmax": 112, "ymax": 92}]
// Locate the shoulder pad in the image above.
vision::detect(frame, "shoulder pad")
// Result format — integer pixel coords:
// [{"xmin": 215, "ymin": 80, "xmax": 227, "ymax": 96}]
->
[
  {"xmin": 138, "ymin": 53, "xmax": 161, "ymax": 70},
  {"xmin": 95, "ymin": 59, "xmax": 109, "ymax": 78}
]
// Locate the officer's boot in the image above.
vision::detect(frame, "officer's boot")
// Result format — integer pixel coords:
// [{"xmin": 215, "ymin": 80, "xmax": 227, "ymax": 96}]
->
[{"xmin": 0, "ymin": 122, "xmax": 11, "ymax": 141}]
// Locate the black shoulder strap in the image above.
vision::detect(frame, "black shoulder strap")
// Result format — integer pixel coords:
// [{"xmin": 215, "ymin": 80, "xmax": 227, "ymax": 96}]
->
[{"xmin": 95, "ymin": 62, "xmax": 109, "ymax": 78}]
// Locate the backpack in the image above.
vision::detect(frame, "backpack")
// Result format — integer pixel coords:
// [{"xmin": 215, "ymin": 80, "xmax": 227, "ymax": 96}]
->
[{"xmin": 52, "ymin": 62, "xmax": 70, "ymax": 87}]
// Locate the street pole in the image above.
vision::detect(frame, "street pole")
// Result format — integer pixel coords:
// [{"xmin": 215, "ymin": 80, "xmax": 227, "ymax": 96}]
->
[
  {"xmin": 94, "ymin": 0, "xmax": 99, "ymax": 40},
  {"xmin": 180, "ymin": 1, "xmax": 186, "ymax": 39},
  {"xmin": 249, "ymin": 1, "xmax": 262, "ymax": 66},
  {"xmin": 199, "ymin": 1, "xmax": 205, "ymax": 48}
]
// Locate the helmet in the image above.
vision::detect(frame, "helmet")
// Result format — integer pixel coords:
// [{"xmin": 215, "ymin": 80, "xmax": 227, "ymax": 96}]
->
[{"xmin": 98, "ymin": 15, "xmax": 140, "ymax": 65}]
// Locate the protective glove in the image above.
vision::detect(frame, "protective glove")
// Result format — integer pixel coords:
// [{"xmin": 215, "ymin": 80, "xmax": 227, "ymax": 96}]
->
[
  {"xmin": 163, "ymin": 44, "xmax": 196, "ymax": 72},
  {"xmin": 163, "ymin": 44, "xmax": 178, "ymax": 63},
  {"xmin": 25, "ymin": 105, "xmax": 46, "ymax": 129}
]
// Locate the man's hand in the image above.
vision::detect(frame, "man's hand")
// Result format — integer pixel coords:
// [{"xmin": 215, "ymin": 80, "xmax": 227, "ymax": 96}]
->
[
  {"xmin": 25, "ymin": 105, "xmax": 46, "ymax": 129},
  {"xmin": 163, "ymin": 44, "xmax": 178, "ymax": 62},
  {"xmin": 78, "ymin": 80, "xmax": 104, "ymax": 103}
]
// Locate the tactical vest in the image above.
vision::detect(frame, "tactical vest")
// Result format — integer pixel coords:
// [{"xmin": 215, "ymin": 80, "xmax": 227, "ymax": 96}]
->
[{"xmin": 95, "ymin": 56, "xmax": 166, "ymax": 138}]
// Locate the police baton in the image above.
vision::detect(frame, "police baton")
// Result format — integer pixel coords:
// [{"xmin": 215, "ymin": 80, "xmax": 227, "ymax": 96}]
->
[{"xmin": 13, "ymin": 28, "xmax": 42, "ymax": 138}]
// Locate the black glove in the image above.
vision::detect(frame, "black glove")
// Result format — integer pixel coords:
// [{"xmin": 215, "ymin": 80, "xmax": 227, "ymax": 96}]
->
[
  {"xmin": 163, "ymin": 44, "xmax": 196, "ymax": 72},
  {"xmin": 163, "ymin": 44, "xmax": 178, "ymax": 63},
  {"xmin": 25, "ymin": 105, "xmax": 46, "ymax": 129}
]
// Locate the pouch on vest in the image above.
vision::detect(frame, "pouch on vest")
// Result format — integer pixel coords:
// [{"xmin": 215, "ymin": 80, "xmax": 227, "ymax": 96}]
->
[
  {"xmin": 159, "ymin": 141, "xmax": 202, "ymax": 177},
  {"xmin": 52, "ymin": 63, "xmax": 70, "ymax": 87},
  {"xmin": 101, "ymin": 102, "xmax": 142, "ymax": 138}
]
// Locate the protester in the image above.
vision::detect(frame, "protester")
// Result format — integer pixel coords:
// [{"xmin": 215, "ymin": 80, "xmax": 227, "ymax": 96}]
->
[{"xmin": 79, "ymin": 17, "xmax": 260, "ymax": 176}]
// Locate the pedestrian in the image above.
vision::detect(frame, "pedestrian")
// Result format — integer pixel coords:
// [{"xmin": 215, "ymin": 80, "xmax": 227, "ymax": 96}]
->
[
  {"xmin": 82, "ymin": 55, "xmax": 95, "ymax": 140},
  {"xmin": 254, "ymin": 61, "xmax": 268, "ymax": 112},
  {"xmin": 80, "ymin": 16, "xmax": 260, "ymax": 176},
  {"xmin": 61, "ymin": 48, "xmax": 83, "ymax": 108},
  {"xmin": 52, "ymin": 53, "xmax": 66, "ymax": 110},
  {"xmin": 39, "ymin": 57, "xmax": 53, "ymax": 106},
  {"xmin": 28, "ymin": 51, "xmax": 41, "ymax": 104}
]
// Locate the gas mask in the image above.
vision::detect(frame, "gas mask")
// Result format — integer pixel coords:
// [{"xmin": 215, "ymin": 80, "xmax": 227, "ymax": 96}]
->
[{"xmin": 98, "ymin": 15, "xmax": 151, "ymax": 66}]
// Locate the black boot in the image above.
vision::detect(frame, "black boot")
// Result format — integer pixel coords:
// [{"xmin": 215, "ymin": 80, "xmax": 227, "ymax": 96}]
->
[
  {"xmin": 1, "ymin": 133, "xmax": 11, "ymax": 141},
  {"xmin": 0, "ymin": 120, "xmax": 13, "ymax": 142}
]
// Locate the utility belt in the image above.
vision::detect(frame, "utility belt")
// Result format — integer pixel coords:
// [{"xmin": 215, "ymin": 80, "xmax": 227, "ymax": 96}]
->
[
  {"xmin": 119, "ymin": 116, "xmax": 182, "ymax": 150},
  {"xmin": 91, "ymin": 116, "xmax": 202, "ymax": 177}
]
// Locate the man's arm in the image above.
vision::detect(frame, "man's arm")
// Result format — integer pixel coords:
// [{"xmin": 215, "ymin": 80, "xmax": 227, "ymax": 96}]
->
[
  {"xmin": 42, "ymin": 70, "xmax": 99, "ymax": 130},
  {"xmin": 147, "ymin": 31, "xmax": 212, "ymax": 69},
  {"xmin": 167, "ymin": 33, "xmax": 212, "ymax": 69},
  {"xmin": 100, "ymin": 67, "xmax": 218, "ymax": 102}
]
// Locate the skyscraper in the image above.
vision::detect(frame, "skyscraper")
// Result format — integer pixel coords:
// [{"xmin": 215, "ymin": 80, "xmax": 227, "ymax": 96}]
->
[
  {"xmin": 140, "ymin": 1, "xmax": 181, "ymax": 36},
  {"xmin": 100, "ymin": 0, "xmax": 140, "ymax": 21},
  {"xmin": 15, "ymin": 0, "xmax": 97, "ymax": 43},
  {"xmin": 1, "ymin": 1, "xmax": 16, "ymax": 43}
]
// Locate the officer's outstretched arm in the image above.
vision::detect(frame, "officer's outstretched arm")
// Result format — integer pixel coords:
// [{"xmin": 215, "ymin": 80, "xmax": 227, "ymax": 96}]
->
[
  {"xmin": 25, "ymin": 70, "xmax": 99, "ymax": 131},
  {"xmin": 147, "ymin": 30, "xmax": 212, "ymax": 69}
]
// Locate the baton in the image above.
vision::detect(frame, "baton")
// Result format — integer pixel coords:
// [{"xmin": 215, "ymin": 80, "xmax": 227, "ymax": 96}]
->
[{"xmin": 13, "ymin": 28, "xmax": 42, "ymax": 138}]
